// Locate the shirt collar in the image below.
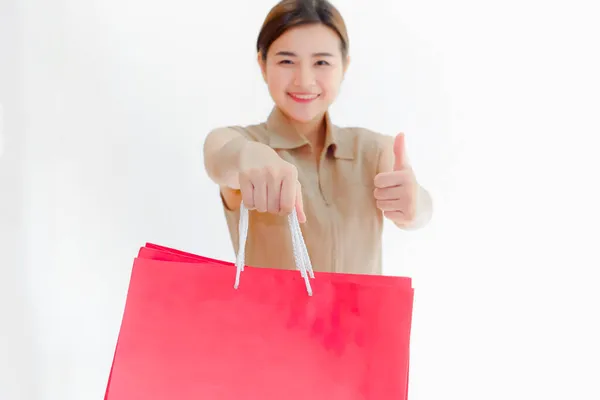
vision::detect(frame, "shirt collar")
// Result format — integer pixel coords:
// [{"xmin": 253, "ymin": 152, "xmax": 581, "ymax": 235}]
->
[{"xmin": 264, "ymin": 107, "xmax": 354, "ymax": 160}]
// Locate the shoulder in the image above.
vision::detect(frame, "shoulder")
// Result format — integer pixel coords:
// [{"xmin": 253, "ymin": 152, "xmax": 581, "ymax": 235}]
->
[
  {"xmin": 336, "ymin": 125, "xmax": 393, "ymax": 160},
  {"xmin": 209, "ymin": 123, "xmax": 269, "ymax": 144}
]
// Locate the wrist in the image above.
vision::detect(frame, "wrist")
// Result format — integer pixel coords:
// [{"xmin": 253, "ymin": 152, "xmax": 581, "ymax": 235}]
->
[
  {"xmin": 409, "ymin": 186, "xmax": 433, "ymax": 229},
  {"xmin": 391, "ymin": 185, "xmax": 433, "ymax": 230}
]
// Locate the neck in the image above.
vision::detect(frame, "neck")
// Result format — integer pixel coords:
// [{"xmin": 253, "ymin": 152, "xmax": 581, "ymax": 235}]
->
[{"xmin": 282, "ymin": 110, "xmax": 327, "ymax": 148}]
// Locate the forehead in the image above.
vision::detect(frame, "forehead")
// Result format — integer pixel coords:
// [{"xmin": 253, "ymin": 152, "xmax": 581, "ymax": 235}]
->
[{"xmin": 269, "ymin": 23, "xmax": 341, "ymax": 56}]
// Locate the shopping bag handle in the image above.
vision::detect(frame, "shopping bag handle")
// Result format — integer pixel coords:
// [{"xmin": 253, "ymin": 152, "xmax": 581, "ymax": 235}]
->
[{"xmin": 234, "ymin": 202, "xmax": 315, "ymax": 296}]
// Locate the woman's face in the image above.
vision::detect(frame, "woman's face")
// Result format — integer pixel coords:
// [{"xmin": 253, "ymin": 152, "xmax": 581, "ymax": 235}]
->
[{"xmin": 259, "ymin": 23, "xmax": 349, "ymax": 124}]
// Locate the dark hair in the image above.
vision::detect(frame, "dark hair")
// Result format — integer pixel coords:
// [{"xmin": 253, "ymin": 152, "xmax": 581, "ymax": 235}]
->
[{"xmin": 256, "ymin": 0, "xmax": 349, "ymax": 61}]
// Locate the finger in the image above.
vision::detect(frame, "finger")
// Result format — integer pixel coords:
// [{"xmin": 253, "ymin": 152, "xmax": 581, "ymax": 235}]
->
[
  {"xmin": 279, "ymin": 173, "xmax": 295, "ymax": 215},
  {"xmin": 373, "ymin": 186, "xmax": 403, "ymax": 201},
  {"xmin": 239, "ymin": 174, "xmax": 255, "ymax": 209},
  {"xmin": 381, "ymin": 201, "xmax": 416, "ymax": 220},
  {"xmin": 393, "ymin": 133, "xmax": 408, "ymax": 171},
  {"xmin": 383, "ymin": 211, "xmax": 406, "ymax": 221},
  {"xmin": 373, "ymin": 170, "xmax": 409, "ymax": 188},
  {"xmin": 295, "ymin": 181, "xmax": 307, "ymax": 223},
  {"xmin": 266, "ymin": 170, "xmax": 281, "ymax": 214},
  {"xmin": 252, "ymin": 177, "xmax": 267, "ymax": 212},
  {"xmin": 376, "ymin": 199, "xmax": 403, "ymax": 212}
]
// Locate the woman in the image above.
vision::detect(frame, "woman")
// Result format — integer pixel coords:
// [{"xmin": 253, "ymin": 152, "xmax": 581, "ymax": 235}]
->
[{"xmin": 203, "ymin": 0, "xmax": 433, "ymax": 275}]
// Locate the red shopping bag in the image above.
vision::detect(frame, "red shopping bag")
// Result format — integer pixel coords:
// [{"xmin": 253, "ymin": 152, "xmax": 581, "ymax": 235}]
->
[{"xmin": 105, "ymin": 207, "xmax": 414, "ymax": 399}]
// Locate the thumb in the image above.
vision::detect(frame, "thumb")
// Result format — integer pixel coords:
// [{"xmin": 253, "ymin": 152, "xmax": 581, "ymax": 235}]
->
[
  {"xmin": 295, "ymin": 181, "xmax": 307, "ymax": 223},
  {"xmin": 393, "ymin": 133, "xmax": 407, "ymax": 171}
]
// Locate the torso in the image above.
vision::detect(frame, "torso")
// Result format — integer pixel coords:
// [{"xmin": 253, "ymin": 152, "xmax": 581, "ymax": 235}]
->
[{"xmin": 220, "ymin": 107, "xmax": 391, "ymax": 275}]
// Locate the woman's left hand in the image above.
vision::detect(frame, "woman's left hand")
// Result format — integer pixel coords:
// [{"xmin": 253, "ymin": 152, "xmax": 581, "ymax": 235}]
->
[{"xmin": 373, "ymin": 133, "xmax": 419, "ymax": 227}]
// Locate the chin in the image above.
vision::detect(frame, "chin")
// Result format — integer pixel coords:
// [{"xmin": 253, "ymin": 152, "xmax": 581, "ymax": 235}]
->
[
  {"xmin": 280, "ymin": 104, "xmax": 326, "ymax": 124},
  {"xmin": 287, "ymin": 112, "xmax": 317, "ymax": 123}
]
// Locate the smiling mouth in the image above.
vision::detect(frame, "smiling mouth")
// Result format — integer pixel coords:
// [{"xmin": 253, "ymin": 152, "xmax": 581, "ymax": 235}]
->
[{"xmin": 288, "ymin": 93, "xmax": 320, "ymax": 102}]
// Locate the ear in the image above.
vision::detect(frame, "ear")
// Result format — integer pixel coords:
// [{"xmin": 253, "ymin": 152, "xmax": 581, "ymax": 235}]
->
[
  {"xmin": 342, "ymin": 55, "xmax": 351, "ymax": 77},
  {"xmin": 257, "ymin": 52, "xmax": 267, "ymax": 83}
]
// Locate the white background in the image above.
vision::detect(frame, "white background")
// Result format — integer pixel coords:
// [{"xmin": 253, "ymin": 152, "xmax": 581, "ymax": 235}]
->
[{"xmin": 1, "ymin": 0, "xmax": 599, "ymax": 399}]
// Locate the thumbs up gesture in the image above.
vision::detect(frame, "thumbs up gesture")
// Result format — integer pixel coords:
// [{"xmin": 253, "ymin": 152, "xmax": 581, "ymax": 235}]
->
[{"xmin": 373, "ymin": 133, "xmax": 419, "ymax": 226}]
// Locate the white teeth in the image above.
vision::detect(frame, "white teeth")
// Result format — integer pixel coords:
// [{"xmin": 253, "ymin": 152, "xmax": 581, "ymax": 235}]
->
[{"xmin": 291, "ymin": 94, "xmax": 318, "ymax": 100}]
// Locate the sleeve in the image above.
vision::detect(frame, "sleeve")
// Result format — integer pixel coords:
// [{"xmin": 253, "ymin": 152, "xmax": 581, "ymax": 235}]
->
[
  {"xmin": 227, "ymin": 125, "xmax": 265, "ymax": 144},
  {"xmin": 351, "ymin": 127, "xmax": 395, "ymax": 176}
]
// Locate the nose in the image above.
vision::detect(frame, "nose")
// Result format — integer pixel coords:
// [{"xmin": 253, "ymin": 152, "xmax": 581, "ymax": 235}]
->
[{"xmin": 294, "ymin": 63, "xmax": 315, "ymax": 88}]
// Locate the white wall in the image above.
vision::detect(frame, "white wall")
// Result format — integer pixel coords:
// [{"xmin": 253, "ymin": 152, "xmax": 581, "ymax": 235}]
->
[
  {"xmin": 0, "ymin": 2, "xmax": 36, "ymax": 399},
  {"xmin": 2, "ymin": 0, "xmax": 599, "ymax": 399}
]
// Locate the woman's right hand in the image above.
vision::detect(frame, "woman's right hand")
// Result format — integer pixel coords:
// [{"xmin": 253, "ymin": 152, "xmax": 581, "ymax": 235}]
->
[{"xmin": 237, "ymin": 142, "xmax": 306, "ymax": 223}]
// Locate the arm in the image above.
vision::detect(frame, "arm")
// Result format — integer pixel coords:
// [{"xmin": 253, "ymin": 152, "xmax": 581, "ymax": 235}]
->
[
  {"xmin": 203, "ymin": 127, "xmax": 251, "ymax": 190},
  {"xmin": 203, "ymin": 127, "xmax": 265, "ymax": 211},
  {"xmin": 203, "ymin": 127, "xmax": 305, "ymax": 220}
]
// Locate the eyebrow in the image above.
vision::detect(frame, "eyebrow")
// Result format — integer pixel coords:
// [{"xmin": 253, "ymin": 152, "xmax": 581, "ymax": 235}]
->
[{"xmin": 274, "ymin": 51, "xmax": 335, "ymax": 57}]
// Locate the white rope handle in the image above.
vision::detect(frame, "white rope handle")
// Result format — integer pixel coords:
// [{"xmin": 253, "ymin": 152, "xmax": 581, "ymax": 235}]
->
[{"xmin": 234, "ymin": 202, "xmax": 314, "ymax": 296}]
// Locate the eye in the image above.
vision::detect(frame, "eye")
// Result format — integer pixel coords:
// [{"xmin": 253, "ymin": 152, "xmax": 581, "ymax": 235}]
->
[
  {"xmin": 315, "ymin": 60, "xmax": 331, "ymax": 66},
  {"xmin": 278, "ymin": 59, "xmax": 293, "ymax": 65}
]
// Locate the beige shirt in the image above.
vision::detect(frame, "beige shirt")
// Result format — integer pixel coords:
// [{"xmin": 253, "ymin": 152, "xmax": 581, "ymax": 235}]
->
[{"xmin": 220, "ymin": 107, "xmax": 392, "ymax": 275}]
